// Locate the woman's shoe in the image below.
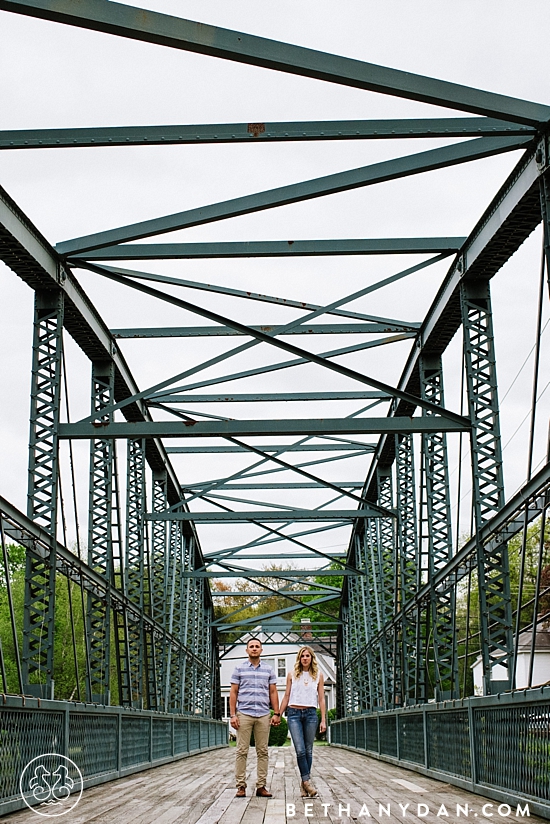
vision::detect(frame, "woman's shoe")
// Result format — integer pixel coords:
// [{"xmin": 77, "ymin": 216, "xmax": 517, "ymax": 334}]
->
[
  {"xmin": 302, "ymin": 780, "xmax": 317, "ymax": 797},
  {"xmin": 300, "ymin": 781, "xmax": 308, "ymax": 797}
]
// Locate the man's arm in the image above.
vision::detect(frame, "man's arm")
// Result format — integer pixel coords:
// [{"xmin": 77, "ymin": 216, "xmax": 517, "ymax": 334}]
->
[
  {"xmin": 229, "ymin": 683, "xmax": 240, "ymax": 729},
  {"xmin": 269, "ymin": 683, "xmax": 281, "ymax": 726}
]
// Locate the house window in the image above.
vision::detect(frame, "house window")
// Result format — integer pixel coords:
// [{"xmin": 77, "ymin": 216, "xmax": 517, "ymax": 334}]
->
[{"xmin": 278, "ymin": 659, "xmax": 286, "ymax": 678}]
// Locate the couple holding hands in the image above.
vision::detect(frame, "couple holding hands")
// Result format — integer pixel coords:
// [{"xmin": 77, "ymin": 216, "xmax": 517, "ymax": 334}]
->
[{"xmin": 230, "ymin": 637, "xmax": 326, "ymax": 798}]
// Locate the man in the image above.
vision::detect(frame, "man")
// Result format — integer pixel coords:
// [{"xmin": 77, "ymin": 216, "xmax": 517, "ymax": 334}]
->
[{"xmin": 229, "ymin": 637, "xmax": 281, "ymax": 798}]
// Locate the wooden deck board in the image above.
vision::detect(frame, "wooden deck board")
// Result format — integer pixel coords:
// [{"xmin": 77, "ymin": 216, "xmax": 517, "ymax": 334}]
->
[{"xmin": 3, "ymin": 746, "xmax": 546, "ymax": 824}]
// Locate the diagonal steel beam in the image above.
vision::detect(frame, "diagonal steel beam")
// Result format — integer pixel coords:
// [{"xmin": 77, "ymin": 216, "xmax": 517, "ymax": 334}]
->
[
  {"xmin": 190, "ymin": 492, "xmax": 356, "ymax": 572},
  {"xmin": 69, "ymin": 266, "xmax": 468, "ymax": 423},
  {"xmin": 210, "ymin": 589, "xmax": 336, "ymax": 597},
  {"xmin": 0, "ymin": 117, "xmax": 534, "ymax": 150},
  {"xmin": 77, "ymin": 256, "xmax": 431, "ymax": 417},
  {"xmin": 2, "ymin": 0, "xmax": 548, "ymax": 124},
  {"xmin": 219, "ymin": 522, "xmax": 347, "ymax": 556},
  {"xmin": 214, "ymin": 592, "xmax": 341, "ymax": 628},
  {"xmin": 211, "ymin": 568, "xmax": 342, "ymax": 625},
  {"xmin": 88, "ymin": 258, "xmax": 443, "ymax": 321},
  {"xmin": 58, "ymin": 136, "xmax": 530, "ymax": 254},
  {"xmin": 159, "ymin": 336, "xmax": 412, "ymax": 396}
]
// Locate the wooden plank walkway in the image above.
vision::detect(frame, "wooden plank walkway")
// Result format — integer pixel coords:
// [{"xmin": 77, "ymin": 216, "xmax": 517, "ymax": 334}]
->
[{"xmin": 3, "ymin": 746, "xmax": 544, "ymax": 824}]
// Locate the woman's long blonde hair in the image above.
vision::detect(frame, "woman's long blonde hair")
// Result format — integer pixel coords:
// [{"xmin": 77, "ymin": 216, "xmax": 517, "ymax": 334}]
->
[{"xmin": 293, "ymin": 645, "xmax": 319, "ymax": 680}]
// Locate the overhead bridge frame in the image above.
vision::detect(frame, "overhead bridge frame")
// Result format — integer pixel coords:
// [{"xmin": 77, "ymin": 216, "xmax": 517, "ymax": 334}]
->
[{"xmin": 1, "ymin": 1, "xmax": 550, "ymax": 815}]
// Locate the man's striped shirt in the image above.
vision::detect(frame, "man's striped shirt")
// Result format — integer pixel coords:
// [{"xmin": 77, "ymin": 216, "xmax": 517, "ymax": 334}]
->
[{"xmin": 231, "ymin": 659, "xmax": 277, "ymax": 716}]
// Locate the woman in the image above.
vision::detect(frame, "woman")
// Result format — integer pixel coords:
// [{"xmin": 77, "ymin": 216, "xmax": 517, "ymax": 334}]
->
[{"xmin": 280, "ymin": 646, "xmax": 326, "ymax": 797}]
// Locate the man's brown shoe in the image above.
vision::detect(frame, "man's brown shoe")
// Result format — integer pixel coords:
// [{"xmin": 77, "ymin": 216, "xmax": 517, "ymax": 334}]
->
[
  {"xmin": 235, "ymin": 787, "xmax": 246, "ymax": 797},
  {"xmin": 256, "ymin": 787, "xmax": 273, "ymax": 798}
]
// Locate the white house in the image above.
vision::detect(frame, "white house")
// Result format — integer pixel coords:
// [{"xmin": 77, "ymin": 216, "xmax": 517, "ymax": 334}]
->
[
  {"xmin": 471, "ymin": 626, "xmax": 550, "ymax": 695},
  {"xmin": 218, "ymin": 623, "xmax": 337, "ymax": 727}
]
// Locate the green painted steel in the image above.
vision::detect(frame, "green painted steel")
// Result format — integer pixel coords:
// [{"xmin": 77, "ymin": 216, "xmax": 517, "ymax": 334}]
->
[
  {"xmin": 71, "ymin": 237, "xmax": 465, "ymax": 260},
  {"xmin": 59, "ymin": 416, "xmax": 468, "ymax": 439},
  {"xmin": 0, "ymin": 117, "xmax": 534, "ymax": 150},
  {"xmin": 86, "ymin": 361, "xmax": 116, "ymax": 704},
  {"xmin": 0, "ymin": 695, "xmax": 227, "ymax": 817},
  {"xmin": 460, "ymin": 281, "xmax": 513, "ymax": 694},
  {"xmin": 2, "ymin": 0, "xmax": 548, "ymax": 124},
  {"xmin": 111, "ymin": 325, "xmax": 418, "ymax": 338},
  {"xmin": 122, "ymin": 437, "xmax": 146, "ymax": 707},
  {"xmin": 420, "ymin": 355, "xmax": 458, "ymax": 700},
  {"xmin": 57, "ymin": 137, "xmax": 529, "ymax": 255},
  {"xmin": 23, "ymin": 290, "xmax": 64, "ymax": 699},
  {"xmin": 3, "ymin": 6, "xmax": 550, "ymax": 814},
  {"xmin": 330, "ymin": 688, "xmax": 550, "ymax": 819}
]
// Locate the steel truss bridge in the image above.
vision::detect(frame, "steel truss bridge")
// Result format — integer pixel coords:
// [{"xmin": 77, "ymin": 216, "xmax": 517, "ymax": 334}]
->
[{"xmin": 0, "ymin": 1, "xmax": 550, "ymax": 817}]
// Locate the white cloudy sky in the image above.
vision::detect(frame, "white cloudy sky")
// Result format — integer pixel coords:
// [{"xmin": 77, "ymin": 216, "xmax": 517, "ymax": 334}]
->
[{"xmin": 1, "ymin": 1, "xmax": 549, "ymax": 565}]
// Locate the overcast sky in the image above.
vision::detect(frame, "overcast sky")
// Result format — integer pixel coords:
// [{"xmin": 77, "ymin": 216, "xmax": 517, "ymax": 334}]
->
[{"xmin": 1, "ymin": 1, "xmax": 549, "ymax": 565}]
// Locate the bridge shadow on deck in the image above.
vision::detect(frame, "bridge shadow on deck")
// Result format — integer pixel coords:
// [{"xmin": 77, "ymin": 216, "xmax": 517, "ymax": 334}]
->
[{"xmin": 3, "ymin": 745, "xmax": 544, "ymax": 824}]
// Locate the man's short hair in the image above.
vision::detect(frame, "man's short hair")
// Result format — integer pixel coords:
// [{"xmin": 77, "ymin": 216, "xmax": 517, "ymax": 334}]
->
[{"xmin": 246, "ymin": 637, "xmax": 262, "ymax": 647}]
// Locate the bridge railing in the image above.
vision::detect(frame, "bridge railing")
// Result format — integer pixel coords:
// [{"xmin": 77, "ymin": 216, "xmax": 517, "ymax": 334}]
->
[
  {"xmin": 330, "ymin": 686, "xmax": 550, "ymax": 819},
  {"xmin": 0, "ymin": 694, "xmax": 227, "ymax": 816}
]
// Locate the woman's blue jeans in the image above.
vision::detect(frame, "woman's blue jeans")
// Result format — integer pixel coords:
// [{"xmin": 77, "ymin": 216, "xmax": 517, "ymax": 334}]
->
[{"xmin": 287, "ymin": 707, "xmax": 318, "ymax": 781}]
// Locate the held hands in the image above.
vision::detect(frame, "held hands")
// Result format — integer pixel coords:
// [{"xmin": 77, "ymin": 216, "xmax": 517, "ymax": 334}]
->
[{"xmin": 271, "ymin": 713, "xmax": 281, "ymax": 726}]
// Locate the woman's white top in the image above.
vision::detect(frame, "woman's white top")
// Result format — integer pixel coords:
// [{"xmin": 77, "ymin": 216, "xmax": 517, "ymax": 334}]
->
[{"xmin": 289, "ymin": 671, "xmax": 320, "ymax": 707}]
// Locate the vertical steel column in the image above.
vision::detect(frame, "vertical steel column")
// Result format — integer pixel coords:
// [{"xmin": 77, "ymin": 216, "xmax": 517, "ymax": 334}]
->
[
  {"xmin": 346, "ymin": 568, "xmax": 364, "ymax": 713},
  {"xmin": 363, "ymin": 519, "xmax": 386, "ymax": 709},
  {"xmin": 123, "ymin": 438, "xmax": 146, "ymax": 707},
  {"xmin": 396, "ymin": 434, "xmax": 424, "ymax": 703},
  {"xmin": 376, "ymin": 467, "xmax": 396, "ymax": 707},
  {"xmin": 164, "ymin": 514, "xmax": 180, "ymax": 711},
  {"xmin": 86, "ymin": 361, "xmax": 115, "ymax": 704},
  {"xmin": 23, "ymin": 289, "xmax": 64, "ymax": 698},
  {"xmin": 182, "ymin": 534, "xmax": 195, "ymax": 713},
  {"xmin": 171, "ymin": 524, "xmax": 187, "ymax": 714},
  {"xmin": 460, "ymin": 280, "xmax": 513, "ymax": 694},
  {"xmin": 359, "ymin": 524, "xmax": 382, "ymax": 710},
  {"xmin": 539, "ymin": 162, "xmax": 550, "ymax": 290},
  {"xmin": 338, "ymin": 600, "xmax": 355, "ymax": 714},
  {"xmin": 335, "ymin": 624, "xmax": 347, "ymax": 719},
  {"xmin": 193, "ymin": 577, "xmax": 208, "ymax": 714},
  {"xmin": 420, "ymin": 354, "xmax": 459, "ymax": 700},
  {"xmin": 150, "ymin": 469, "xmax": 168, "ymax": 709}
]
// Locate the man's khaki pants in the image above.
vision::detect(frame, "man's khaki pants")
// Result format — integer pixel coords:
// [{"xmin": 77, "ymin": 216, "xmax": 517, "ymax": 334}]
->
[{"xmin": 235, "ymin": 711, "xmax": 271, "ymax": 789}]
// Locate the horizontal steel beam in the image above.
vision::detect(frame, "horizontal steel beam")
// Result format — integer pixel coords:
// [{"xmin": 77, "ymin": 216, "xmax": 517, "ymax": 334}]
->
[
  {"xmin": 0, "ymin": 117, "xmax": 534, "ymax": 150},
  {"xmin": 147, "ymin": 509, "xmax": 381, "ymax": 522},
  {"xmin": 59, "ymin": 137, "xmax": 527, "ymax": 254},
  {"xmin": 59, "ymin": 416, "xmax": 468, "ymax": 439},
  {"xmin": 159, "ymin": 391, "xmax": 390, "ymax": 403},
  {"xmin": 71, "ymin": 237, "xmax": 466, "ymax": 260},
  {"xmin": 185, "ymin": 569, "xmax": 353, "ymax": 577},
  {"xmin": 183, "ymin": 482, "xmax": 363, "ymax": 490},
  {"xmin": 110, "ymin": 323, "xmax": 420, "ymax": 338},
  {"xmin": 204, "ymin": 553, "xmax": 348, "ymax": 560},
  {"xmin": 2, "ymin": 0, "xmax": 548, "ymax": 124},
  {"xmin": 168, "ymin": 444, "xmax": 373, "ymax": 453}
]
